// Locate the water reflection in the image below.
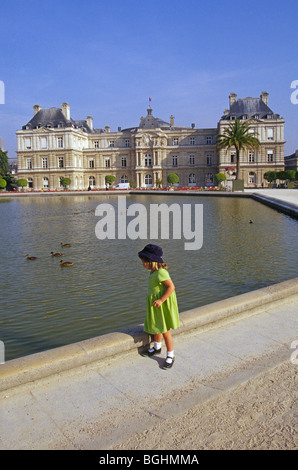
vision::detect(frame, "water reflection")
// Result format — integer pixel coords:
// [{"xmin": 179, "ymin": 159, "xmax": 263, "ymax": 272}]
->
[{"xmin": 1, "ymin": 194, "xmax": 297, "ymax": 360}]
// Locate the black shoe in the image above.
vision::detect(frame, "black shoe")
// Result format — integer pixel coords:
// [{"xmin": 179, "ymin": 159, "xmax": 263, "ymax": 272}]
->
[
  {"xmin": 163, "ymin": 356, "xmax": 175, "ymax": 369},
  {"xmin": 142, "ymin": 347, "xmax": 161, "ymax": 357}
]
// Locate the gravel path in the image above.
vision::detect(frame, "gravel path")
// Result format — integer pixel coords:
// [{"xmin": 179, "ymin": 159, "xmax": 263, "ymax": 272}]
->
[{"xmin": 111, "ymin": 360, "xmax": 297, "ymax": 450}]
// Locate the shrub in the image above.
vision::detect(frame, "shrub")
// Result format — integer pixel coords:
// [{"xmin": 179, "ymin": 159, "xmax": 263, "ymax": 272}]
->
[
  {"xmin": 17, "ymin": 178, "xmax": 28, "ymax": 188},
  {"xmin": 0, "ymin": 178, "xmax": 7, "ymax": 189},
  {"xmin": 167, "ymin": 173, "xmax": 179, "ymax": 185}
]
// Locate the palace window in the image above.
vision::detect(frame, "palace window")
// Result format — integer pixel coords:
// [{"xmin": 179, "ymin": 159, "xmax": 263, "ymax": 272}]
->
[
  {"xmin": 94, "ymin": 141, "xmax": 99, "ymax": 149},
  {"xmin": 26, "ymin": 138, "xmax": 31, "ymax": 149},
  {"xmin": 145, "ymin": 174, "xmax": 153, "ymax": 186},
  {"xmin": 248, "ymin": 172, "xmax": 256, "ymax": 184},
  {"xmin": 125, "ymin": 139, "xmax": 130, "ymax": 148},
  {"xmin": 206, "ymin": 136, "xmax": 212, "ymax": 145},
  {"xmin": 173, "ymin": 137, "xmax": 179, "ymax": 145},
  {"xmin": 230, "ymin": 151, "xmax": 236, "ymax": 163},
  {"xmin": 190, "ymin": 137, "xmax": 195, "ymax": 145},
  {"xmin": 43, "ymin": 177, "xmax": 49, "ymax": 188},
  {"xmin": 189, "ymin": 155, "xmax": 195, "ymax": 165},
  {"xmin": 58, "ymin": 157, "xmax": 64, "ymax": 168},
  {"xmin": 189, "ymin": 173, "xmax": 196, "ymax": 184},
  {"xmin": 172, "ymin": 156, "xmax": 178, "ymax": 167},
  {"xmin": 205, "ymin": 173, "xmax": 214, "ymax": 184},
  {"xmin": 42, "ymin": 158, "xmax": 48, "ymax": 169},
  {"xmin": 57, "ymin": 137, "xmax": 63, "ymax": 148},
  {"xmin": 41, "ymin": 137, "xmax": 47, "ymax": 149},
  {"xmin": 121, "ymin": 175, "xmax": 128, "ymax": 183},
  {"xmin": 145, "ymin": 154, "xmax": 152, "ymax": 167},
  {"xmin": 248, "ymin": 152, "xmax": 255, "ymax": 163},
  {"xmin": 89, "ymin": 159, "xmax": 94, "ymax": 168},
  {"xmin": 122, "ymin": 157, "xmax": 127, "ymax": 167},
  {"xmin": 26, "ymin": 158, "xmax": 32, "ymax": 169},
  {"xmin": 267, "ymin": 150, "xmax": 274, "ymax": 162},
  {"xmin": 105, "ymin": 158, "xmax": 110, "ymax": 168},
  {"xmin": 89, "ymin": 176, "xmax": 96, "ymax": 187},
  {"xmin": 109, "ymin": 141, "xmax": 115, "ymax": 148},
  {"xmin": 267, "ymin": 128, "xmax": 274, "ymax": 140},
  {"xmin": 206, "ymin": 155, "xmax": 212, "ymax": 166}
]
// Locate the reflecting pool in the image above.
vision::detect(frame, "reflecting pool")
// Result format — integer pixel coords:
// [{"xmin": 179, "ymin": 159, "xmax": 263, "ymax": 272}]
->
[{"xmin": 1, "ymin": 194, "xmax": 297, "ymax": 360}]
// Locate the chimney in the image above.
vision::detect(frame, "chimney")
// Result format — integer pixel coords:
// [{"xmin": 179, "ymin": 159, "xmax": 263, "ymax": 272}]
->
[
  {"xmin": 105, "ymin": 126, "xmax": 110, "ymax": 133},
  {"xmin": 260, "ymin": 91, "xmax": 269, "ymax": 105},
  {"xmin": 170, "ymin": 115, "xmax": 175, "ymax": 126},
  {"xmin": 86, "ymin": 116, "xmax": 93, "ymax": 130},
  {"xmin": 229, "ymin": 93, "xmax": 237, "ymax": 108},
  {"xmin": 61, "ymin": 102, "xmax": 70, "ymax": 120},
  {"xmin": 33, "ymin": 104, "xmax": 42, "ymax": 115}
]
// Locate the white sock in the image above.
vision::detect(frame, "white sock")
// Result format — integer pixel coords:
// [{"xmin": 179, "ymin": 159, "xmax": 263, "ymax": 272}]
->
[
  {"xmin": 166, "ymin": 350, "xmax": 174, "ymax": 363},
  {"xmin": 148, "ymin": 342, "xmax": 162, "ymax": 353}
]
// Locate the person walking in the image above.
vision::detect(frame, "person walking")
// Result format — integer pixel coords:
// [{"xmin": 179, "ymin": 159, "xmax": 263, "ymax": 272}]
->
[{"xmin": 138, "ymin": 244, "xmax": 180, "ymax": 369}]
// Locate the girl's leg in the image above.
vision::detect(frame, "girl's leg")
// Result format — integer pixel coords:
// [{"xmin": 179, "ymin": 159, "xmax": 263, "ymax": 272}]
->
[
  {"xmin": 162, "ymin": 329, "xmax": 173, "ymax": 352},
  {"xmin": 154, "ymin": 333, "xmax": 163, "ymax": 344},
  {"xmin": 162, "ymin": 329, "xmax": 175, "ymax": 368}
]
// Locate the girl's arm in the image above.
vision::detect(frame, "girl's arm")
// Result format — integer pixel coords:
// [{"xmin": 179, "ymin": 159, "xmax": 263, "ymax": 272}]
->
[{"xmin": 153, "ymin": 279, "xmax": 175, "ymax": 308}]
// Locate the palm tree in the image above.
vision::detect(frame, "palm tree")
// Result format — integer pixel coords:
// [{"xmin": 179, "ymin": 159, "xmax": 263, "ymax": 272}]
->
[{"xmin": 216, "ymin": 119, "xmax": 260, "ymax": 180}]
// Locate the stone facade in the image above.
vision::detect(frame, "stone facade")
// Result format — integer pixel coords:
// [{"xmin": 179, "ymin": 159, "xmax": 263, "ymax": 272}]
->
[
  {"xmin": 217, "ymin": 92, "xmax": 285, "ymax": 188},
  {"xmin": 16, "ymin": 93, "xmax": 285, "ymax": 190}
]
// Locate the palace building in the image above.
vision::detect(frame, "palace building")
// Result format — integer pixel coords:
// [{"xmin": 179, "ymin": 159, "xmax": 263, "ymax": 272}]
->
[{"xmin": 16, "ymin": 92, "xmax": 285, "ymax": 190}]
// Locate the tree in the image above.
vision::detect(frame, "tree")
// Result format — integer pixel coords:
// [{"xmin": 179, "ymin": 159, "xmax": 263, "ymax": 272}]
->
[
  {"xmin": 0, "ymin": 149, "xmax": 8, "ymax": 177},
  {"xmin": 17, "ymin": 179, "xmax": 28, "ymax": 189},
  {"xmin": 0, "ymin": 178, "xmax": 7, "ymax": 190},
  {"xmin": 60, "ymin": 177, "xmax": 71, "ymax": 189},
  {"xmin": 215, "ymin": 173, "xmax": 226, "ymax": 186},
  {"xmin": 285, "ymin": 170, "xmax": 296, "ymax": 181},
  {"xmin": 167, "ymin": 173, "xmax": 179, "ymax": 185},
  {"xmin": 105, "ymin": 175, "xmax": 116, "ymax": 186},
  {"xmin": 264, "ymin": 171, "xmax": 277, "ymax": 183},
  {"xmin": 216, "ymin": 119, "xmax": 260, "ymax": 180}
]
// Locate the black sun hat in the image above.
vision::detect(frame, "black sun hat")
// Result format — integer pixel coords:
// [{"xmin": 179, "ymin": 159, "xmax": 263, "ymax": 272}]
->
[{"xmin": 138, "ymin": 244, "xmax": 164, "ymax": 263}]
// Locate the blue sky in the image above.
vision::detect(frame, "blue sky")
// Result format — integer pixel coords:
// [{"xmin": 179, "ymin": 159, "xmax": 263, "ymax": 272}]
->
[{"xmin": 0, "ymin": 0, "xmax": 298, "ymax": 159}]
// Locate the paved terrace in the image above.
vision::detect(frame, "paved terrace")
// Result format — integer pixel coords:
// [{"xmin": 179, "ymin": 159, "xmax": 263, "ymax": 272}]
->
[{"xmin": 0, "ymin": 189, "xmax": 297, "ymax": 450}]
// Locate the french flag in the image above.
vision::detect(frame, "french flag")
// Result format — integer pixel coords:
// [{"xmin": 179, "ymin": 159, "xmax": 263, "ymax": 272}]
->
[{"xmin": 149, "ymin": 97, "xmax": 152, "ymax": 102}]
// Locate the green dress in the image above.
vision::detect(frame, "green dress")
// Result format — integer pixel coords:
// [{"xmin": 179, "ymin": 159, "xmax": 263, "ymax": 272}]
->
[{"xmin": 144, "ymin": 268, "xmax": 180, "ymax": 335}]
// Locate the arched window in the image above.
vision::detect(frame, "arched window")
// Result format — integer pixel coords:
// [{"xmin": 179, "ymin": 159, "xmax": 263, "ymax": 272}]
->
[
  {"xmin": 189, "ymin": 173, "xmax": 196, "ymax": 185},
  {"xmin": 120, "ymin": 175, "xmax": 128, "ymax": 183},
  {"xmin": 28, "ymin": 178, "xmax": 33, "ymax": 189},
  {"xmin": 89, "ymin": 176, "xmax": 96, "ymax": 187},
  {"xmin": 43, "ymin": 177, "xmax": 49, "ymax": 188},
  {"xmin": 248, "ymin": 172, "xmax": 256, "ymax": 184},
  {"xmin": 205, "ymin": 173, "xmax": 214, "ymax": 186}
]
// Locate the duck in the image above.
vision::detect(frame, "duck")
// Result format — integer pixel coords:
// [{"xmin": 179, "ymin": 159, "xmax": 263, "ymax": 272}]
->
[
  {"xmin": 26, "ymin": 254, "xmax": 37, "ymax": 260},
  {"xmin": 60, "ymin": 260, "xmax": 74, "ymax": 267},
  {"xmin": 51, "ymin": 251, "xmax": 63, "ymax": 257},
  {"xmin": 61, "ymin": 242, "xmax": 72, "ymax": 247}
]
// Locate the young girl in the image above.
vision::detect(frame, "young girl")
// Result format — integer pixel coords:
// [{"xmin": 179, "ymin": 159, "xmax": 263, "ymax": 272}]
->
[{"xmin": 138, "ymin": 244, "xmax": 180, "ymax": 369}]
